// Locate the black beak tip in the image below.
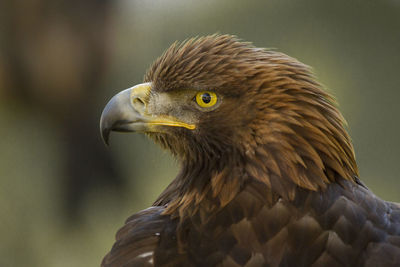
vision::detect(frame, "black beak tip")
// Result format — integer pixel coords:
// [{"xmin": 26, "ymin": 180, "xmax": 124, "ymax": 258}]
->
[{"xmin": 101, "ymin": 127, "xmax": 111, "ymax": 146}]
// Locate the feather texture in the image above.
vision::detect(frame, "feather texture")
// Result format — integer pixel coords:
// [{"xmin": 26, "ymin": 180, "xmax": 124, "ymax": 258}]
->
[{"xmin": 102, "ymin": 35, "xmax": 400, "ymax": 267}]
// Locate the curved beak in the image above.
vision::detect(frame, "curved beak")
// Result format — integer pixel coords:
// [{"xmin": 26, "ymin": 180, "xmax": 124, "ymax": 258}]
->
[{"xmin": 100, "ymin": 82, "xmax": 195, "ymax": 145}]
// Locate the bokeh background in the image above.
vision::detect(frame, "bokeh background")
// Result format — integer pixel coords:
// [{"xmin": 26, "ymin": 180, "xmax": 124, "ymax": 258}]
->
[{"xmin": 0, "ymin": 0, "xmax": 399, "ymax": 266}]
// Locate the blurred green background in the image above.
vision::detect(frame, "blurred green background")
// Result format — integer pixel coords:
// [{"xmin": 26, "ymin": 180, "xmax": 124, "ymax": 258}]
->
[{"xmin": 0, "ymin": 0, "xmax": 399, "ymax": 266}]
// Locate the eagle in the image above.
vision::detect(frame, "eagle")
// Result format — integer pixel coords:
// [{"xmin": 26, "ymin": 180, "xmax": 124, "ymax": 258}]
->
[{"xmin": 100, "ymin": 35, "xmax": 400, "ymax": 267}]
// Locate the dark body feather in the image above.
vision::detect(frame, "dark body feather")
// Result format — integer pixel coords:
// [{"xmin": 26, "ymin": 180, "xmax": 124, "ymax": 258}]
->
[
  {"xmin": 101, "ymin": 35, "xmax": 400, "ymax": 267},
  {"xmin": 103, "ymin": 178, "xmax": 400, "ymax": 266}
]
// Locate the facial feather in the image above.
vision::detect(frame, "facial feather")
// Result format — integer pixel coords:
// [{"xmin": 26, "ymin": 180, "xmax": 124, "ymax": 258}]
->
[{"xmin": 145, "ymin": 35, "xmax": 358, "ymax": 208}]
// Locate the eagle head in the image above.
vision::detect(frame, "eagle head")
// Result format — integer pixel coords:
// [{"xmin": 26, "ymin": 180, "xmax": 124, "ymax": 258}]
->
[{"xmin": 100, "ymin": 34, "xmax": 358, "ymax": 202}]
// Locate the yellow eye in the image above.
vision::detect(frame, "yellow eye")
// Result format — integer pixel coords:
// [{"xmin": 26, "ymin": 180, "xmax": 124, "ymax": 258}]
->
[{"xmin": 195, "ymin": 91, "xmax": 218, "ymax": 108}]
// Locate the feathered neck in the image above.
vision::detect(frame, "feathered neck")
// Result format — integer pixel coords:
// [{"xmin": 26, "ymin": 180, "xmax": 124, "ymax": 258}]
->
[
  {"xmin": 237, "ymin": 56, "xmax": 359, "ymax": 199},
  {"xmin": 156, "ymin": 89, "xmax": 358, "ymax": 218},
  {"xmin": 149, "ymin": 35, "xmax": 359, "ymax": 216}
]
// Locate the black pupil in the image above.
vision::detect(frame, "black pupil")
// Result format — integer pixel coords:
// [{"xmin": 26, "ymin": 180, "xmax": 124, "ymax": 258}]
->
[{"xmin": 202, "ymin": 93, "xmax": 212, "ymax": 104}]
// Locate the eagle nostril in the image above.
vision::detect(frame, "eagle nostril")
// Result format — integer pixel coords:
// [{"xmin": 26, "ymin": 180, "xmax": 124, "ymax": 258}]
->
[{"xmin": 132, "ymin": 96, "xmax": 146, "ymax": 112}]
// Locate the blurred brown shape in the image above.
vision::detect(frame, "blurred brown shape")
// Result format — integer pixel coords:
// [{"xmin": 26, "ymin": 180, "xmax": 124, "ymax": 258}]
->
[{"xmin": 0, "ymin": 0, "xmax": 126, "ymax": 220}]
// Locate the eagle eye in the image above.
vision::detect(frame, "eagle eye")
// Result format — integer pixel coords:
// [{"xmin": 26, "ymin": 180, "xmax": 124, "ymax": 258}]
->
[{"xmin": 195, "ymin": 91, "xmax": 217, "ymax": 108}]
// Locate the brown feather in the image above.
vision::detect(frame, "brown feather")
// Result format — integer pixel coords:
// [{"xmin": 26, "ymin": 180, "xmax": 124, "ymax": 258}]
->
[{"xmin": 102, "ymin": 34, "xmax": 400, "ymax": 267}]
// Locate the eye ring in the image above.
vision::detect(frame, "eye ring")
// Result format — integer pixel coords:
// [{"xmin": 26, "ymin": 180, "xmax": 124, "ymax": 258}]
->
[{"xmin": 195, "ymin": 91, "xmax": 218, "ymax": 108}]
